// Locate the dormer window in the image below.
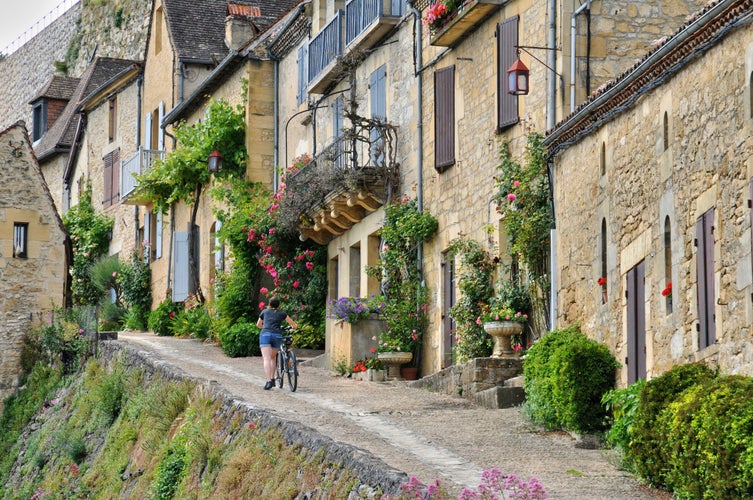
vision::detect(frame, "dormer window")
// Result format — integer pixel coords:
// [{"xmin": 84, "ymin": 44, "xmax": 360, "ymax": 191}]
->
[{"xmin": 32, "ymin": 101, "xmax": 47, "ymax": 142}]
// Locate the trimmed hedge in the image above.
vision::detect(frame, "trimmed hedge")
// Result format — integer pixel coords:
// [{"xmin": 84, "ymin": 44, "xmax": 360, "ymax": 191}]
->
[
  {"xmin": 523, "ymin": 325, "xmax": 619, "ymax": 433},
  {"xmin": 628, "ymin": 364, "xmax": 753, "ymax": 498},
  {"xmin": 218, "ymin": 320, "xmax": 260, "ymax": 358},
  {"xmin": 628, "ymin": 362, "xmax": 717, "ymax": 488}
]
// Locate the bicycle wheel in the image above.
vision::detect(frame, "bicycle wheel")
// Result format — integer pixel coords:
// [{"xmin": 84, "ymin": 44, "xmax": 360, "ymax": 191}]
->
[
  {"xmin": 285, "ymin": 350, "xmax": 298, "ymax": 392},
  {"xmin": 275, "ymin": 350, "xmax": 285, "ymax": 389}
]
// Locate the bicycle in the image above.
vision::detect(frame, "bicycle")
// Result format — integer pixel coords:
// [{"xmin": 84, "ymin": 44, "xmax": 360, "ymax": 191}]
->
[{"xmin": 275, "ymin": 334, "xmax": 298, "ymax": 392}]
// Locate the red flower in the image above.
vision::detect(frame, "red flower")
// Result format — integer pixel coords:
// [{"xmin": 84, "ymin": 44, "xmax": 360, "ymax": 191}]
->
[
  {"xmin": 597, "ymin": 277, "xmax": 607, "ymax": 287},
  {"xmin": 305, "ymin": 262, "xmax": 314, "ymax": 271},
  {"xmin": 661, "ymin": 282, "xmax": 673, "ymax": 297},
  {"xmin": 169, "ymin": 312, "xmax": 175, "ymax": 318}
]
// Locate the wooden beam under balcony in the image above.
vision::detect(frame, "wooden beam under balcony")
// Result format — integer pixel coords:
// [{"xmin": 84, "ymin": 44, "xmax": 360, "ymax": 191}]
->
[{"xmin": 429, "ymin": 0, "xmax": 506, "ymax": 47}]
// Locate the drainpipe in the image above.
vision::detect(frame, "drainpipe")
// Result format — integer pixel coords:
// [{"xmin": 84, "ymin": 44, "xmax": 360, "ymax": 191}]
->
[
  {"xmin": 549, "ymin": 0, "xmax": 560, "ymax": 330},
  {"xmin": 135, "ymin": 74, "xmax": 143, "ymax": 248},
  {"xmin": 570, "ymin": 0, "xmax": 591, "ymax": 113}
]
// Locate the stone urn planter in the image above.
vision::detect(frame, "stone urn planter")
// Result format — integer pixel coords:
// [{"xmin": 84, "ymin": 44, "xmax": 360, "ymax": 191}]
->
[
  {"xmin": 377, "ymin": 351, "xmax": 413, "ymax": 380},
  {"xmin": 483, "ymin": 321, "xmax": 524, "ymax": 357}
]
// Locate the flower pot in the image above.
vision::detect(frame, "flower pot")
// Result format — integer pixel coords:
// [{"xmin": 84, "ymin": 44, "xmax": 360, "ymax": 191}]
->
[
  {"xmin": 367, "ymin": 368, "xmax": 386, "ymax": 382},
  {"xmin": 377, "ymin": 351, "xmax": 413, "ymax": 380},
  {"xmin": 400, "ymin": 366, "xmax": 418, "ymax": 380},
  {"xmin": 483, "ymin": 321, "xmax": 524, "ymax": 357}
]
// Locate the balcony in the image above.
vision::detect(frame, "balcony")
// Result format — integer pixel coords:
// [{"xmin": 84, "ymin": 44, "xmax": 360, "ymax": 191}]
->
[
  {"xmin": 280, "ymin": 132, "xmax": 394, "ymax": 244},
  {"xmin": 308, "ymin": 0, "xmax": 405, "ymax": 94},
  {"xmin": 428, "ymin": 0, "xmax": 506, "ymax": 47},
  {"xmin": 120, "ymin": 147, "xmax": 164, "ymax": 204}
]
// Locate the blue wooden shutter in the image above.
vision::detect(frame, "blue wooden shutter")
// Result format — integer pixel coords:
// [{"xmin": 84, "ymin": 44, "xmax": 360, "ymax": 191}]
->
[
  {"xmin": 144, "ymin": 113, "xmax": 152, "ymax": 150},
  {"xmin": 158, "ymin": 102, "xmax": 165, "ymax": 150},
  {"xmin": 297, "ymin": 44, "xmax": 308, "ymax": 105},
  {"xmin": 144, "ymin": 211, "xmax": 152, "ymax": 262},
  {"xmin": 173, "ymin": 231, "xmax": 189, "ymax": 302},
  {"xmin": 497, "ymin": 16, "xmax": 519, "ymax": 130},
  {"xmin": 103, "ymin": 153, "xmax": 113, "ymax": 208},
  {"xmin": 434, "ymin": 65, "xmax": 455, "ymax": 172}
]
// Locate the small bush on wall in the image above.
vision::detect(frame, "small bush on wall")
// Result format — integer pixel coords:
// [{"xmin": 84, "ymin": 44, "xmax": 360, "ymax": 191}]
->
[{"xmin": 523, "ymin": 325, "xmax": 619, "ymax": 433}]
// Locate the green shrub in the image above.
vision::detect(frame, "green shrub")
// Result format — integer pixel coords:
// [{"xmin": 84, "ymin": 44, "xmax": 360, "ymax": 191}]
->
[
  {"xmin": 602, "ymin": 379, "xmax": 645, "ymax": 470},
  {"xmin": 522, "ymin": 325, "xmax": 583, "ymax": 429},
  {"xmin": 217, "ymin": 320, "xmax": 259, "ymax": 357},
  {"xmin": 118, "ymin": 253, "xmax": 152, "ymax": 329},
  {"xmin": 523, "ymin": 325, "xmax": 618, "ymax": 433},
  {"xmin": 96, "ymin": 367, "xmax": 126, "ymax": 425},
  {"xmin": 292, "ymin": 323, "xmax": 324, "ymax": 350},
  {"xmin": 629, "ymin": 362, "xmax": 717, "ymax": 488},
  {"xmin": 173, "ymin": 306, "xmax": 213, "ymax": 339},
  {"xmin": 148, "ymin": 300, "xmax": 183, "ymax": 336}
]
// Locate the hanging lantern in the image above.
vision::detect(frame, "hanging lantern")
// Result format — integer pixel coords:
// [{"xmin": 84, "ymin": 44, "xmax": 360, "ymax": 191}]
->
[{"xmin": 507, "ymin": 57, "xmax": 529, "ymax": 95}]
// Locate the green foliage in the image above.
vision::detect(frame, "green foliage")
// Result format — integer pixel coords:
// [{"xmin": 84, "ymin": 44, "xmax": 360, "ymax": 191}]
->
[
  {"xmin": 523, "ymin": 325, "xmax": 619, "ymax": 433},
  {"xmin": 629, "ymin": 362, "xmax": 717, "ymax": 488},
  {"xmin": 446, "ymin": 237, "xmax": 495, "ymax": 361},
  {"xmin": 218, "ymin": 320, "xmax": 260, "ymax": 358},
  {"xmin": 63, "ymin": 182, "xmax": 114, "ymax": 306},
  {"xmin": 292, "ymin": 323, "xmax": 324, "ymax": 350},
  {"xmin": 66, "ymin": 435, "xmax": 88, "ymax": 464},
  {"xmin": 172, "ymin": 305, "xmax": 213, "ymax": 339},
  {"xmin": 117, "ymin": 252, "xmax": 152, "ymax": 330},
  {"xmin": 152, "ymin": 445, "xmax": 187, "ymax": 500},
  {"xmin": 90, "ymin": 255, "xmax": 121, "ymax": 297},
  {"xmin": 368, "ymin": 199, "xmax": 437, "ymax": 362},
  {"xmin": 95, "ymin": 367, "xmax": 126, "ymax": 425},
  {"xmin": 493, "ymin": 133, "xmax": 552, "ymax": 280},
  {"xmin": 134, "ymin": 99, "xmax": 247, "ymax": 214},
  {"xmin": 24, "ymin": 308, "xmax": 94, "ymax": 373},
  {"xmin": 148, "ymin": 300, "xmax": 184, "ymax": 336},
  {"xmin": 602, "ymin": 379, "xmax": 645, "ymax": 470}
]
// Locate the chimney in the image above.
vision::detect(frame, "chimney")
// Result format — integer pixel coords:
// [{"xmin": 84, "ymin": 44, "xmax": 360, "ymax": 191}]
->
[{"xmin": 225, "ymin": 3, "xmax": 261, "ymax": 50}]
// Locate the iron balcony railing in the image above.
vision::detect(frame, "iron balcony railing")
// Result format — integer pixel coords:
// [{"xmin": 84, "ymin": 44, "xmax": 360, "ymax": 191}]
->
[
  {"xmin": 345, "ymin": 0, "xmax": 405, "ymax": 45},
  {"xmin": 308, "ymin": 10, "xmax": 344, "ymax": 85},
  {"xmin": 121, "ymin": 147, "xmax": 164, "ymax": 200}
]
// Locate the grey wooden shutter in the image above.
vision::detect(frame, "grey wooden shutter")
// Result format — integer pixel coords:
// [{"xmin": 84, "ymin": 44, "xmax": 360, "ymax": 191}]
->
[
  {"xmin": 370, "ymin": 65, "xmax": 387, "ymax": 167},
  {"xmin": 434, "ymin": 65, "xmax": 455, "ymax": 172},
  {"xmin": 158, "ymin": 102, "xmax": 165, "ymax": 150},
  {"xmin": 144, "ymin": 113, "xmax": 153, "ymax": 150},
  {"xmin": 155, "ymin": 211, "xmax": 163, "ymax": 259},
  {"xmin": 626, "ymin": 261, "xmax": 646, "ymax": 384},
  {"xmin": 695, "ymin": 209, "xmax": 716, "ymax": 348},
  {"xmin": 103, "ymin": 153, "xmax": 113, "ymax": 207},
  {"xmin": 111, "ymin": 149, "xmax": 120, "ymax": 205},
  {"xmin": 173, "ymin": 231, "xmax": 189, "ymax": 302},
  {"xmin": 497, "ymin": 16, "xmax": 519, "ymax": 130},
  {"xmin": 144, "ymin": 211, "xmax": 152, "ymax": 261},
  {"xmin": 297, "ymin": 44, "xmax": 308, "ymax": 105}
]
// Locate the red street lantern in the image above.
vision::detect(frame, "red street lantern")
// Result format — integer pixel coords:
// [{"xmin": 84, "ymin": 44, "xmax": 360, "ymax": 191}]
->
[
  {"xmin": 208, "ymin": 149, "xmax": 223, "ymax": 173},
  {"xmin": 507, "ymin": 57, "xmax": 529, "ymax": 95}
]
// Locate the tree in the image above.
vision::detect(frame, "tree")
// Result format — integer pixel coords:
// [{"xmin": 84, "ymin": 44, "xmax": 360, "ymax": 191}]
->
[{"xmin": 134, "ymin": 98, "xmax": 247, "ymax": 300}]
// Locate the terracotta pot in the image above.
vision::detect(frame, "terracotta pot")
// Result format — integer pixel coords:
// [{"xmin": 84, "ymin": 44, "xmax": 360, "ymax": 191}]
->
[{"xmin": 400, "ymin": 366, "xmax": 418, "ymax": 380}]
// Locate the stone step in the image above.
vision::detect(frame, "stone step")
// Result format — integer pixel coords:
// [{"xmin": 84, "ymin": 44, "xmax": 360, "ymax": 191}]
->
[{"xmin": 473, "ymin": 386, "xmax": 525, "ymax": 409}]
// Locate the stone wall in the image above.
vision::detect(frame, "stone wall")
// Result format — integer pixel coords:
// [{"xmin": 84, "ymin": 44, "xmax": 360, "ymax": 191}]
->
[
  {"xmin": 0, "ymin": 125, "xmax": 68, "ymax": 403},
  {"xmin": 552, "ymin": 19, "xmax": 753, "ymax": 382}
]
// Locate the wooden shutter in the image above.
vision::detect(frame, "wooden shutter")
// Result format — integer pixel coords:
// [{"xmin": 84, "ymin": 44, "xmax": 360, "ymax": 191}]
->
[
  {"xmin": 696, "ymin": 209, "xmax": 716, "ymax": 348},
  {"xmin": 370, "ymin": 65, "xmax": 387, "ymax": 167},
  {"xmin": 626, "ymin": 262, "xmax": 646, "ymax": 384},
  {"xmin": 103, "ymin": 153, "xmax": 113, "ymax": 207},
  {"xmin": 173, "ymin": 231, "xmax": 189, "ymax": 302},
  {"xmin": 144, "ymin": 113, "xmax": 152, "ymax": 150},
  {"xmin": 434, "ymin": 65, "xmax": 455, "ymax": 172},
  {"xmin": 297, "ymin": 44, "xmax": 308, "ymax": 105},
  {"xmin": 158, "ymin": 102, "xmax": 165, "ymax": 150},
  {"xmin": 111, "ymin": 148, "xmax": 120, "ymax": 205},
  {"xmin": 497, "ymin": 16, "xmax": 519, "ymax": 130},
  {"xmin": 155, "ymin": 211, "xmax": 163, "ymax": 259}
]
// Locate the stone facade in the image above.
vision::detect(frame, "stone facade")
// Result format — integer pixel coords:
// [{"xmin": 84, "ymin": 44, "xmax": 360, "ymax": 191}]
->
[
  {"xmin": 0, "ymin": 124, "xmax": 69, "ymax": 404},
  {"xmin": 546, "ymin": 0, "xmax": 753, "ymax": 383}
]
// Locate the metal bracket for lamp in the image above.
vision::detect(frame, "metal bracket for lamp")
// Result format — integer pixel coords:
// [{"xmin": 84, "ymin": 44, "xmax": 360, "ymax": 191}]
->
[{"xmin": 507, "ymin": 45, "xmax": 562, "ymax": 96}]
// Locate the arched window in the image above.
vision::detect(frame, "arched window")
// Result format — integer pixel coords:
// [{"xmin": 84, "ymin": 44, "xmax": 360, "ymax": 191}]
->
[
  {"xmin": 663, "ymin": 112, "xmax": 669, "ymax": 152},
  {"xmin": 664, "ymin": 216, "xmax": 673, "ymax": 314},
  {"xmin": 600, "ymin": 141, "xmax": 606, "ymax": 176},
  {"xmin": 750, "ymin": 71, "xmax": 753, "ymax": 119},
  {"xmin": 601, "ymin": 218, "xmax": 607, "ymax": 304}
]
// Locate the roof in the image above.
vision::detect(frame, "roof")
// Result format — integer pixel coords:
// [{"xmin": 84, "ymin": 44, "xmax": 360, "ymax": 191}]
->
[
  {"xmin": 162, "ymin": 0, "xmax": 301, "ymax": 63},
  {"xmin": 29, "ymin": 76, "xmax": 80, "ymax": 104},
  {"xmin": 544, "ymin": 0, "xmax": 753, "ymax": 156},
  {"xmin": 35, "ymin": 58, "xmax": 141, "ymax": 162}
]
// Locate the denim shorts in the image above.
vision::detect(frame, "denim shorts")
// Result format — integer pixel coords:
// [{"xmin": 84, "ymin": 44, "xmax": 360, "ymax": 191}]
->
[{"xmin": 259, "ymin": 331, "xmax": 282, "ymax": 349}]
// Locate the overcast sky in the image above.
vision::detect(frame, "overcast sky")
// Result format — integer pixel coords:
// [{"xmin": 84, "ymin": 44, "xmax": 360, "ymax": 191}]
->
[{"xmin": 0, "ymin": 0, "xmax": 76, "ymax": 54}]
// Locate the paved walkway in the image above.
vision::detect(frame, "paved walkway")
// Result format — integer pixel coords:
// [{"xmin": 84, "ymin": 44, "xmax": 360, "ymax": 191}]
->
[{"xmin": 115, "ymin": 332, "xmax": 668, "ymax": 499}]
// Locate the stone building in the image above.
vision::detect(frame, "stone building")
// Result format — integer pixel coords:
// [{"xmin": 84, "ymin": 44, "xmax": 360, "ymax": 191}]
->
[
  {"xmin": 544, "ymin": 0, "xmax": 753, "ymax": 383},
  {"xmin": 0, "ymin": 123, "xmax": 71, "ymax": 404}
]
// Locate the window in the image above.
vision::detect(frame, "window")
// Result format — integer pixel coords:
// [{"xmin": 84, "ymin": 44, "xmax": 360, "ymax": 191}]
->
[
  {"xmin": 497, "ymin": 16, "xmax": 520, "ymax": 130},
  {"xmin": 13, "ymin": 223, "xmax": 28, "ymax": 259},
  {"xmin": 329, "ymin": 256, "xmax": 339, "ymax": 301},
  {"xmin": 32, "ymin": 101, "xmax": 47, "ymax": 142},
  {"xmin": 434, "ymin": 65, "xmax": 455, "ymax": 172},
  {"xmin": 662, "ymin": 111, "xmax": 669, "ymax": 152},
  {"xmin": 297, "ymin": 44, "xmax": 308, "ymax": 105},
  {"xmin": 370, "ymin": 65, "xmax": 387, "ymax": 167},
  {"xmin": 108, "ymin": 97, "xmax": 117, "ymax": 143},
  {"xmin": 695, "ymin": 208, "xmax": 716, "ymax": 349},
  {"xmin": 349, "ymin": 244, "xmax": 361, "ymax": 297},
  {"xmin": 102, "ymin": 149, "xmax": 120, "ymax": 208},
  {"xmin": 155, "ymin": 7, "xmax": 163, "ymax": 54},
  {"xmin": 600, "ymin": 142, "xmax": 606, "ymax": 176},
  {"xmin": 600, "ymin": 218, "xmax": 607, "ymax": 304},
  {"xmin": 664, "ymin": 216, "xmax": 673, "ymax": 314}
]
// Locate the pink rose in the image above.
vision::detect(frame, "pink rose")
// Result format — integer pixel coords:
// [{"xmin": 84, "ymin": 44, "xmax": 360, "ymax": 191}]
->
[
  {"xmin": 259, "ymin": 301, "xmax": 265, "ymax": 310},
  {"xmin": 513, "ymin": 180, "xmax": 520, "ymax": 187},
  {"xmin": 293, "ymin": 281, "xmax": 300, "ymax": 288},
  {"xmin": 260, "ymin": 287, "xmax": 268, "ymax": 295},
  {"xmin": 305, "ymin": 262, "xmax": 314, "ymax": 270},
  {"xmin": 507, "ymin": 193, "xmax": 516, "ymax": 202}
]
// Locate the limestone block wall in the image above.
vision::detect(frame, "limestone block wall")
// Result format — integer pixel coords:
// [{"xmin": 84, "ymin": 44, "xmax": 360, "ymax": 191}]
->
[
  {"xmin": 0, "ymin": 125, "xmax": 68, "ymax": 402},
  {"xmin": 553, "ymin": 23, "xmax": 753, "ymax": 382}
]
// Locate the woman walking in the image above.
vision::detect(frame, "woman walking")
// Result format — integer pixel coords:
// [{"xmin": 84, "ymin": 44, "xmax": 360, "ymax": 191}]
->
[{"xmin": 256, "ymin": 297, "xmax": 297, "ymax": 390}]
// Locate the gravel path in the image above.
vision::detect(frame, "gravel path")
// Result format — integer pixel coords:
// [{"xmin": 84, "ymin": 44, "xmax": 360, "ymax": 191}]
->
[{"xmin": 115, "ymin": 332, "xmax": 668, "ymax": 499}]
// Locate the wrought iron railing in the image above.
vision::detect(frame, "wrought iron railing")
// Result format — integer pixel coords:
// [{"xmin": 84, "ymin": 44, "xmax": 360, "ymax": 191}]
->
[
  {"xmin": 121, "ymin": 147, "xmax": 164, "ymax": 200},
  {"xmin": 345, "ymin": 0, "xmax": 406, "ymax": 45}
]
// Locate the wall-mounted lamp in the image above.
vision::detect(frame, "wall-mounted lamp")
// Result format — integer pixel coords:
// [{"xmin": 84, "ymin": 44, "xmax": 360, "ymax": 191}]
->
[
  {"xmin": 208, "ymin": 149, "xmax": 223, "ymax": 173},
  {"xmin": 506, "ymin": 45, "xmax": 561, "ymax": 96}
]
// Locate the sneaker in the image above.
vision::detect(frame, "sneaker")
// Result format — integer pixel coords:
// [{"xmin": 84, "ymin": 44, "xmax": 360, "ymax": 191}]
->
[{"xmin": 263, "ymin": 380, "xmax": 274, "ymax": 390}]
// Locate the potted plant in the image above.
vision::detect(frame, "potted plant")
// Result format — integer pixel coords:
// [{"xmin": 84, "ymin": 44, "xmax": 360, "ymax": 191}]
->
[{"xmin": 480, "ymin": 280, "xmax": 531, "ymax": 357}]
